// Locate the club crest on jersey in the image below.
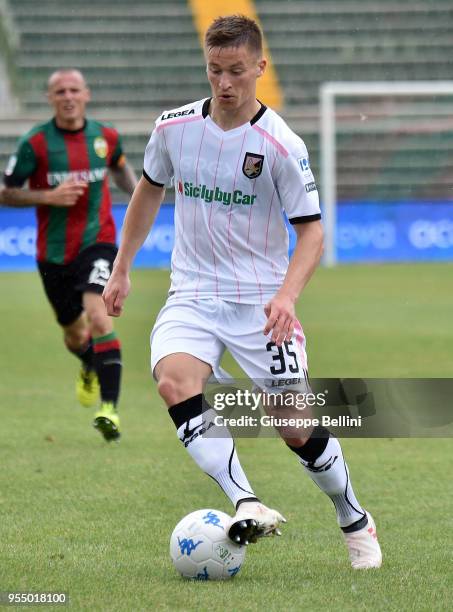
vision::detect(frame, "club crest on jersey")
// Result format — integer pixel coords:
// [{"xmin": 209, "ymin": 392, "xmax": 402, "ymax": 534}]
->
[
  {"xmin": 94, "ymin": 137, "xmax": 108, "ymax": 159},
  {"xmin": 242, "ymin": 152, "xmax": 264, "ymax": 179}
]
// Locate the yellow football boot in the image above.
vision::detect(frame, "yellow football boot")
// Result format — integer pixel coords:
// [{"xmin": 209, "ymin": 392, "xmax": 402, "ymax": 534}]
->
[
  {"xmin": 76, "ymin": 367, "xmax": 100, "ymax": 407},
  {"xmin": 93, "ymin": 402, "xmax": 121, "ymax": 442}
]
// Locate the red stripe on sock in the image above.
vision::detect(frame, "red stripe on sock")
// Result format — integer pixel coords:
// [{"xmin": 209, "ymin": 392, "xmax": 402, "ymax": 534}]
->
[{"xmin": 93, "ymin": 339, "xmax": 121, "ymax": 353}]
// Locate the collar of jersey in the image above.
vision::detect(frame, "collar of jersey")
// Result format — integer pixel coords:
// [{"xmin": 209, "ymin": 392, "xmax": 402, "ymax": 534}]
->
[
  {"xmin": 52, "ymin": 117, "xmax": 87, "ymax": 134},
  {"xmin": 202, "ymin": 98, "xmax": 267, "ymax": 137}
]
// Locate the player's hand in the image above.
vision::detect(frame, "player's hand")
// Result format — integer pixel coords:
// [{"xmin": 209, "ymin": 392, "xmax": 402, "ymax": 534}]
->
[
  {"xmin": 103, "ymin": 267, "xmax": 130, "ymax": 317},
  {"xmin": 48, "ymin": 179, "xmax": 87, "ymax": 207},
  {"xmin": 263, "ymin": 292, "xmax": 297, "ymax": 346}
]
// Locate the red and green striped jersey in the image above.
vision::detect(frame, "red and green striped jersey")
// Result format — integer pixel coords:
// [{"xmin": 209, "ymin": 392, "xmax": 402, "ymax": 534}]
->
[{"xmin": 4, "ymin": 118, "xmax": 124, "ymax": 264}]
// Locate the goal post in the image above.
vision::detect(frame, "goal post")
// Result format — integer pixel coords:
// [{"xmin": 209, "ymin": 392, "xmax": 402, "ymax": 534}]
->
[{"xmin": 319, "ymin": 81, "xmax": 453, "ymax": 267}]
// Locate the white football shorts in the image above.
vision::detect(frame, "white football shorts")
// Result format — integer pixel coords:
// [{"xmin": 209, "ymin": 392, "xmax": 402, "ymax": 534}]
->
[{"xmin": 150, "ymin": 298, "xmax": 309, "ymax": 390}]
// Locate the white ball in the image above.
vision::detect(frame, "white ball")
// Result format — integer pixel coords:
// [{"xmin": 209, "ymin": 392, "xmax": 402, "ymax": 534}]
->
[{"xmin": 170, "ymin": 509, "xmax": 246, "ymax": 580}]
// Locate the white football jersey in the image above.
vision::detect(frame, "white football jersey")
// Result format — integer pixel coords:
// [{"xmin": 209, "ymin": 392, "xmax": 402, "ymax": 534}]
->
[{"xmin": 143, "ymin": 98, "xmax": 321, "ymax": 304}]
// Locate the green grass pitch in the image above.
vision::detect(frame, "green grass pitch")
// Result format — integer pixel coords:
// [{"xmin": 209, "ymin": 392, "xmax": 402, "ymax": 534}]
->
[{"xmin": 1, "ymin": 263, "xmax": 452, "ymax": 611}]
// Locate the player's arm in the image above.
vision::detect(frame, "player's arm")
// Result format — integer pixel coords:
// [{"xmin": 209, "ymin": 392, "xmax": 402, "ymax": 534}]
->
[
  {"xmin": 264, "ymin": 221, "xmax": 323, "ymax": 346},
  {"xmin": 278, "ymin": 220, "xmax": 324, "ymax": 301},
  {"xmin": 103, "ymin": 175, "xmax": 165, "ymax": 317},
  {"xmin": 265, "ymin": 135, "xmax": 323, "ymax": 346},
  {"xmin": 109, "ymin": 158, "xmax": 138, "ymax": 196},
  {"xmin": 2, "ymin": 137, "xmax": 86, "ymax": 207},
  {"xmin": 107, "ymin": 132, "xmax": 137, "ymax": 196},
  {"xmin": 0, "ymin": 180, "xmax": 87, "ymax": 208}
]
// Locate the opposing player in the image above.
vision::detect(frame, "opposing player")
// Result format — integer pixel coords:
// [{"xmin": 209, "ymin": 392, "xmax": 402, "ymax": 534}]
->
[
  {"xmin": 103, "ymin": 16, "xmax": 382, "ymax": 567},
  {"xmin": 1, "ymin": 69, "xmax": 137, "ymax": 441}
]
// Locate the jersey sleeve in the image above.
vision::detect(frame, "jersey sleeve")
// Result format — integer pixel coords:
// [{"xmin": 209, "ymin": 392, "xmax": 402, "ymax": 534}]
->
[
  {"xmin": 276, "ymin": 138, "xmax": 321, "ymax": 224},
  {"xmin": 143, "ymin": 121, "xmax": 173, "ymax": 187},
  {"xmin": 3, "ymin": 138, "xmax": 37, "ymax": 187},
  {"xmin": 109, "ymin": 130, "xmax": 125, "ymax": 168}
]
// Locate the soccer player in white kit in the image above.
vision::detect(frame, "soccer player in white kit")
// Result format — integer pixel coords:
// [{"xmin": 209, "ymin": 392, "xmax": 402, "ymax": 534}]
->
[{"xmin": 103, "ymin": 15, "xmax": 382, "ymax": 569}]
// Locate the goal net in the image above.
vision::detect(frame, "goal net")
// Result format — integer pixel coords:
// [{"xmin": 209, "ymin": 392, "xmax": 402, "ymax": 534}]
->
[{"xmin": 319, "ymin": 81, "xmax": 453, "ymax": 266}]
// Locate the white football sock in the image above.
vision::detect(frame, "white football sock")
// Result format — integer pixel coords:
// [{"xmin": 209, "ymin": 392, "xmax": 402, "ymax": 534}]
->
[
  {"xmin": 170, "ymin": 395, "xmax": 257, "ymax": 507},
  {"xmin": 298, "ymin": 436, "xmax": 366, "ymax": 528}
]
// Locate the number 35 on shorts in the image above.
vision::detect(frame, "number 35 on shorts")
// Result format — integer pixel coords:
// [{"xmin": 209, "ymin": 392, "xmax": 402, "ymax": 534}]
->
[{"xmin": 266, "ymin": 340, "xmax": 301, "ymax": 375}]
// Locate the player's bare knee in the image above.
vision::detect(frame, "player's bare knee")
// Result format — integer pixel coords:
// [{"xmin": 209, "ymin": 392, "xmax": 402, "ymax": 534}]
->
[
  {"xmin": 157, "ymin": 376, "xmax": 200, "ymax": 407},
  {"xmin": 64, "ymin": 328, "xmax": 89, "ymax": 352},
  {"xmin": 157, "ymin": 377, "xmax": 182, "ymax": 406}
]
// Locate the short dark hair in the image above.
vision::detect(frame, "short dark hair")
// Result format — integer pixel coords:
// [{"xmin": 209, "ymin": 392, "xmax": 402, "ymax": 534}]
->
[
  {"xmin": 205, "ymin": 15, "xmax": 263, "ymax": 55},
  {"xmin": 47, "ymin": 69, "xmax": 87, "ymax": 91}
]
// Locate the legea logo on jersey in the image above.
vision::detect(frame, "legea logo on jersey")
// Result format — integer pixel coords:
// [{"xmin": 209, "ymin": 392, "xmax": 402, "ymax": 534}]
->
[{"xmin": 179, "ymin": 181, "xmax": 257, "ymax": 206}]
